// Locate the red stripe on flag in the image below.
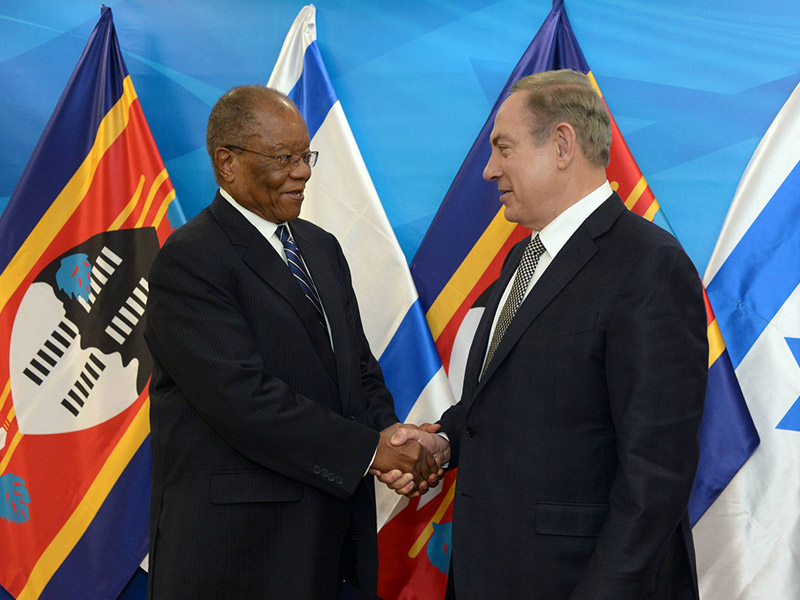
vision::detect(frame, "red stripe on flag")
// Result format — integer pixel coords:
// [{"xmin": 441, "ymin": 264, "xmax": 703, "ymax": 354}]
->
[
  {"xmin": 0, "ymin": 392, "xmax": 148, "ymax": 594},
  {"xmin": 702, "ymin": 286, "xmax": 716, "ymax": 328},
  {"xmin": 0, "ymin": 101, "xmax": 173, "ymax": 358},
  {"xmin": 378, "ymin": 471, "xmax": 457, "ymax": 600},
  {"xmin": 0, "ymin": 98, "xmax": 172, "ymax": 596},
  {"xmin": 604, "ymin": 108, "xmax": 658, "ymax": 220}
]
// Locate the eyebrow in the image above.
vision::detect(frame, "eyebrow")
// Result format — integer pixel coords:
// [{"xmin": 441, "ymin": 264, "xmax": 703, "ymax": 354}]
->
[
  {"xmin": 491, "ymin": 133, "xmax": 511, "ymax": 146},
  {"xmin": 267, "ymin": 145, "xmax": 312, "ymax": 154}
]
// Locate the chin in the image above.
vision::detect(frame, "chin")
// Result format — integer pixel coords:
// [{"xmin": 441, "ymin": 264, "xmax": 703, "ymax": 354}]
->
[
  {"xmin": 502, "ymin": 205, "xmax": 519, "ymax": 225},
  {"xmin": 278, "ymin": 205, "xmax": 303, "ymax": 222}
]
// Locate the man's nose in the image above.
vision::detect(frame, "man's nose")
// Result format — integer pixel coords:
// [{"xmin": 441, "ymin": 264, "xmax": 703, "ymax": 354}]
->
[
  {"xmin": 290, "ymin": 156, "xmax": 312, "ymax": 180},
  {"xmin": 483, "ymin": 153, "xmax": 501, "ymax": 181}
]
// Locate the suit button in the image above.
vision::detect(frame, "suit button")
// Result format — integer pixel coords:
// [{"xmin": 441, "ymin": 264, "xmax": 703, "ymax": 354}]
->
[
  {"xmin": 328, "ymin": 473, "xmax": 336, "ymax": 482},
  {"xmin": 466, "ymin": 426, "xmax": 476, "ymax": 437},
  {"xmin": 335, "ymin": 476, "xmax": 343, "ymax": 485},
  {"xmin": 321, "ymin": 468, "xmax": 329, "ymax": 477},
  {"xmin": 313, "ymin": 465, "xmax": 321, "ymax": 474}
]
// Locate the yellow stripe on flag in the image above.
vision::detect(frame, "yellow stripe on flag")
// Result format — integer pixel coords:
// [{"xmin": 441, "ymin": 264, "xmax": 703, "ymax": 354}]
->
[
  {"xmin": 408, "ymin": 478, "xmax": 457, "ymax": 559},
  {"xmin": 0, "ymin": 379, "xmax": 10, "ymax": 414},
  {"xmin": 0, "ymin": 430, "xmax": 23, "ymax": 475},
  {"xmin": 624, "ymin": 176, "xmax": 648, "ymax": 210},
  {"xmin": 0, "ymin": 76, "xmax": 138, "ymax": 314},
  {"xmin": 426, "ymin": 209, "xmax": 517, "ymax": 340},
  {"xmin": 152, "ymin": 189, "xmax": 176, "ymax": 229},
  {"xmin": 642, "ymin": 198, "xmax": 660, "ymax": 222},
  {"xmin": 587, "ymin": 71, "xmax": 602, "ymax": 96},
  {"xmin": 18, "ymin": 397, "xmax": 151, "ymax": 599},
  {"xmin": 135, "ymin": 168, "xmax": 170, "ymax": 228},
  {"xmin": 108, "ymin": 174, "xmax": 145, "ymax": 231},
  {"xmin": 0, "ymin": 381, "xmax": 18, "ymax": 474},
  {"xmin": 708, "ymin": 319, "xmax": 725, "ymax": 369}
]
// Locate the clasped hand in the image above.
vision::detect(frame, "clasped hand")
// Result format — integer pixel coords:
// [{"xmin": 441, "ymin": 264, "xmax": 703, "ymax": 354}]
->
[{"xmin": 370, "ymin": 423, "xmax": 451, "ymax": 498}]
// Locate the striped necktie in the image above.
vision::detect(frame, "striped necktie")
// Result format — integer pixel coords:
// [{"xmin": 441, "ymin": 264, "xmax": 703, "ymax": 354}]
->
[
  {"xmin": 277, "ymin": 224, "xmax": 325, "ymax": 326},
  {"xmin": 483, "ymin": 234, "xmax": 546, "ymax": 376}
]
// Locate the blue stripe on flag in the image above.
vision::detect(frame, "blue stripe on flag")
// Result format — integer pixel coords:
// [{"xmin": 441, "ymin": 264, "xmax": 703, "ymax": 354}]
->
[
  {"xmin": 378, "ymin": 299, "xmax": 442, "ymax": 421},
  {"xmin": 707, "ymin": 160, "xmax": 800, "ymax": 368},
  {"xmin": 288, "ymin": 41, "xmax": 337, "ymax": 140},
  {"xmin": 409, "ymin": 0, "xmax": 590, "ymax": 309},
  {"xmin": 40, "ymin": 439, "xmax": 151, "ymax": 599},
  {"xmin": 0, "ymin": 8, "xmax": 127, "ymax": 272},
  {"xmin": 688, "ymin": 349, "xmax": 759, "ymax": 524}
]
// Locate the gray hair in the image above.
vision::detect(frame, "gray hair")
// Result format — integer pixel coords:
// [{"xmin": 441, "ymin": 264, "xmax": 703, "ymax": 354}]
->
[
  {"xmin": 511, "ymin": 70, "xmax": 611, "ymax": 168},
  {"xmin": 206, "ymin": 86, "xmax": 297, "ymax": 179}
]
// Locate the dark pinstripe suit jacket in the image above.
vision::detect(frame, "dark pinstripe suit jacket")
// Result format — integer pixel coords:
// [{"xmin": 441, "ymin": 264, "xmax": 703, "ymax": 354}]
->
[
  {"xmin": 144, "ymin": 193, "xmax": 397, "ymax": 599},
  {"xmin": 440, "ymin": 194, "xmax": 708, "ymax": 600}
]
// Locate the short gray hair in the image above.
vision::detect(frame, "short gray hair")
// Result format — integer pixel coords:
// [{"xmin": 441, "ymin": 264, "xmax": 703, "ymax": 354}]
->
[
  {"xmin": 511, "ymin": 70, "xmax": 611, "ymax": 168},
  {"xmin": 206, "ymin": 86, "xmax": 297, "ymax": 179}
]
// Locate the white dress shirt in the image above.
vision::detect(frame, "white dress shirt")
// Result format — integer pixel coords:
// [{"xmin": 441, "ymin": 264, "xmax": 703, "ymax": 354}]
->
[
  {"xmin": 220, "ymin": 188, "xmax": 290, "ymax": 261},
  {"xmin": 481, "ymin": 181, "xmax": 613, "ymax": 374}
]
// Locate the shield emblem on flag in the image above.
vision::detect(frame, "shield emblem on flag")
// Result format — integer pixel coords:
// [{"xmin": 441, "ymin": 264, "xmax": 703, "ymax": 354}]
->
[{"xmin": 10, "ymin": 228, "xmax": 159, "ymax": 436}]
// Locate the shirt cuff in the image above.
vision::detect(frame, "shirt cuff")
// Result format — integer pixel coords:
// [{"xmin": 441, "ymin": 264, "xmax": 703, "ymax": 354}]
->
[{"xmin": 364, "ymin": 445, "xmax": 379, "ymax": 478}]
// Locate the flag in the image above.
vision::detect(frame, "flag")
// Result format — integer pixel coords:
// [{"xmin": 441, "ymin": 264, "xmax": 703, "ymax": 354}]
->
[
  {"xmin": 692, "ymin": 81, "xmax": 800, "ymax": 599},
  {"xmin": 0, "ymin": 7, "xmax": 182, "ymax": 599},
  {"xmin": 393, "ymin": 0, "xmax": 759, "ymax": 597},
  {"xmin": 266, "ymin": 1, "xmax": 456, "ymax": 544}
]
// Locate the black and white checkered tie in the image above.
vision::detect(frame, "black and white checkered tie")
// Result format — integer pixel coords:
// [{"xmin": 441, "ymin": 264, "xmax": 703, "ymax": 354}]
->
[{"xmin": 483, "ymin": 234, "xmax": 546, "ymax": 375}]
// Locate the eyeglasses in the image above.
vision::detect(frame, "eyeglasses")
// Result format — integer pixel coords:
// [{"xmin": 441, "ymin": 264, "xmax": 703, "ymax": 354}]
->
[{"xmin": 225, "ymin": 145, "xmax": 319, "ymax": 169}]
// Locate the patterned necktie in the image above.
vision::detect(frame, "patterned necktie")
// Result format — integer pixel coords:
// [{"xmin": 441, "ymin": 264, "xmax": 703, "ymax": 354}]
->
[
  {"xmin": 483, "ymin": 234, "xmax": 546, "ymax": 376},
  {"xmin": 277, "ymin": 224, "xmax": 325, "ymax": 326}
]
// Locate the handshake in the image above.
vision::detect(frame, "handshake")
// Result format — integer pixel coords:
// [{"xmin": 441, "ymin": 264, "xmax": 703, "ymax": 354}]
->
[{"xmin": 369, "ymin": 423, "xmax": 451, "ymax": 497}]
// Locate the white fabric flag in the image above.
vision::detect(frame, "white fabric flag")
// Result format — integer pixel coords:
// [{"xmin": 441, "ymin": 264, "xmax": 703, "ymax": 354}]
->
[{"xmin": 694, "ymin": 81, "xmax": 800, "ymax": 598}]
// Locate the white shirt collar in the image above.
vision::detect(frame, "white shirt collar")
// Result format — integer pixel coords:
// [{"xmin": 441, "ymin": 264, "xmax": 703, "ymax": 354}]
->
[
  {"xmin": 219, "ymin": 188, "xmax": 289, "ymax": 260},
  {"xmin": 537, "ymin": 180, "xmax": 613, "ymax": 259},
  {"xmin": 219, "ymin": 187, "xmax": 284, "ymax": 239}
]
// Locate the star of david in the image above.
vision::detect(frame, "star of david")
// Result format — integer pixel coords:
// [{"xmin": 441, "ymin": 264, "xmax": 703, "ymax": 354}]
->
[{"xmin": 776, "ymin": 337, "xmax": 800, "ymax": 431}]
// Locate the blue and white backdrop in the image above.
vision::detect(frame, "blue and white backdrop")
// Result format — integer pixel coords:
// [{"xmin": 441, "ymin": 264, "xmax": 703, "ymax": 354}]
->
[{"xmin": 2, "ymin": 0, "xmax": 798, "ymax": 271}]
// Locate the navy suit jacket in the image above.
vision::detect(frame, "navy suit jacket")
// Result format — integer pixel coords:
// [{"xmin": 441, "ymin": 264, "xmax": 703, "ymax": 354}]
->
[
  {"xmin": 440, "ymin": 194, "xmax": 708, "ymax": 600},
  {"xmin": 145, "ymin": 193, "xmax": 397, "ymax": 599}
]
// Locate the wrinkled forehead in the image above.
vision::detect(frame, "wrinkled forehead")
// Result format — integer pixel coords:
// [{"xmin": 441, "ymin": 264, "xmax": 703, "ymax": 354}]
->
[
  {"xmin": 490, "ymin": 92, "xmax": 533, "ymax": 146},
  {"xmin": 249, "ymin": 104, "xmax": 311, "ymax": 149}
]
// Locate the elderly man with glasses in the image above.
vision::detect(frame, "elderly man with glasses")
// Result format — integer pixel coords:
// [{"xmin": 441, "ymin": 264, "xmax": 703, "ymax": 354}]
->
[{"xmin": 144, "ymin": 86, "xmax": 440, "ymax": 600}]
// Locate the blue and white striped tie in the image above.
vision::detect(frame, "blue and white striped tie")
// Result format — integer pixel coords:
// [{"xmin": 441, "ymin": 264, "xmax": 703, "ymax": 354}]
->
[{"xmin": 277, "ymin": 224, "xmax": 325, "ymax": 327}]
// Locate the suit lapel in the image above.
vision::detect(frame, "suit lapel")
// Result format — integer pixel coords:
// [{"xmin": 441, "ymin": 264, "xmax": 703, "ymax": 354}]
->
[
  {"xmin": 209, "ymin": 195, "xmax": 338, "ymax": 384},
  {"xmin": 475, "ymin": 194, "xmax": 625, "ymax": 393},
  {"xmin": 460, "ymin": 240, "xmax": 526, "ymax": 403}
]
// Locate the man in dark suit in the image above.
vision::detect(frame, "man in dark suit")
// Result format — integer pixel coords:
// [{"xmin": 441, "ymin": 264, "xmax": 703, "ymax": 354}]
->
[
  {"xmin": 144, "ymin": 86, "xmax": 439, "ymax": 599},
  {"xmin": 384, "ymin": 70, "xmax": 708, "ymax": 599}
]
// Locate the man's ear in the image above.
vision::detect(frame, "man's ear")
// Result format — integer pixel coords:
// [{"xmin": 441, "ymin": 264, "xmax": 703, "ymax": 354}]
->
[
  {"xmin": 553, "ymin": 122, "xmax": 577, "ymax": 169},
  {"xmin": 214, "ymin": 147, "xmax": 237, "ymax": 183}
]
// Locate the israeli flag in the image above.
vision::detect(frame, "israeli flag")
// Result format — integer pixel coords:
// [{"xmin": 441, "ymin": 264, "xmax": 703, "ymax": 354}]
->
[
  {"xmin": 693, "ymin": 82, "xmax": 800, "ymax": 598},
  {"xmin": 268, "ymin": 5, "xmax": 456, "ymax": 526}
]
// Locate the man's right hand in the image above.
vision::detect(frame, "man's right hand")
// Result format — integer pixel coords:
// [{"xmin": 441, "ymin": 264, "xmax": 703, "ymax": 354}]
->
[
  {"xmin": 370, "ymin": 423, "xmax": 442, "ymax": 495},
  {"xmin": 371, "ymin": 423, "xmax": 450, "ymax": 497}
]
